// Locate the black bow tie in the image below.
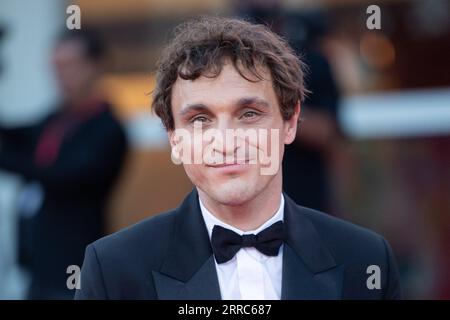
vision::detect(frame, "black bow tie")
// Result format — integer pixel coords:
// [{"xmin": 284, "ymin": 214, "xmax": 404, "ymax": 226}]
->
[{"xmin": 211, "ymin": 221, "xmax": 285, "ymax": 264}]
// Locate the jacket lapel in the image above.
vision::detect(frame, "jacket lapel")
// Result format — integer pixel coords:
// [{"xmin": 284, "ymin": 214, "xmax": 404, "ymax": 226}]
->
[
  {"xmin": 152, "ymin": 256, "xmax": 221, "ymax": 299},
  {"xmin": 281, "ymin": 194, "xmax": 344, "ymax": 299},
  {"xmin": 152, "ymin": 189, "xmax": 221, "ymax": 300}
]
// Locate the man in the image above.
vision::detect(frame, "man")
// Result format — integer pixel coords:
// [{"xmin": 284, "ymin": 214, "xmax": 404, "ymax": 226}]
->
[
  {"xmin": 75, "ymin": 17, "xmax": 401, "ymax": 300},
  {"xmin": 0, "ymin": 30, "xmax": 127, "ymax": 299}
]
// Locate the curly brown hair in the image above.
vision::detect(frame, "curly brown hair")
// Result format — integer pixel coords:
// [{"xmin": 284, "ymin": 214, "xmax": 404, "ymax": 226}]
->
[{"xmin": 152, "ymin": 16, "xmax": 307, "ymax": 131}]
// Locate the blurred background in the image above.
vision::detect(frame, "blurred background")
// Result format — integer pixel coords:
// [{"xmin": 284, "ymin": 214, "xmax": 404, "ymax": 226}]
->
[{"xmin": 0, "ymin": 0, "xmax": 449, "ymax": 299}]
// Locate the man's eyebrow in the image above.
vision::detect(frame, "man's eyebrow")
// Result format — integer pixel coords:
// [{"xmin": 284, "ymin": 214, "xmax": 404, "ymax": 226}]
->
[
  {"xmin": 236, "ymin": 97, "xmax": 271, "ymax": 109},
  {"xmin": 178, "ymin": 103, "xmax": 210, "ymax": 116},
  {"xmin": 178, "ymin": 97, "xmax": 270, "ymax": 116}
]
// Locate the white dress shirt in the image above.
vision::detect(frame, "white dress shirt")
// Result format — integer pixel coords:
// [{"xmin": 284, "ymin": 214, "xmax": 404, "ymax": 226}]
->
[{"xmin": 199, "ymin": 195, "xmax": 284, "ymax": 300}]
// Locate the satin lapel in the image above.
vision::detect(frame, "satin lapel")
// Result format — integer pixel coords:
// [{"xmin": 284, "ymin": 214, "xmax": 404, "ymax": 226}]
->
[
  {"xmin": 153, "ymin": 256, "xmax": 221, "ymax": 300},
  {"xmin": 281, "ymin": 194, "xmax": 343, "ymax": 300},
  {"xmin": 153, "ymin": 189, "xmax": 221, "ymax": 300}
]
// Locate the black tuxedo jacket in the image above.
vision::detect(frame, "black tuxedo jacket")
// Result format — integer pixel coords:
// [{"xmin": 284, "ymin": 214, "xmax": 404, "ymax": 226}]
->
[{"xmin": 75, "ymin": 189, "xmax": 401, "ymax": 299}]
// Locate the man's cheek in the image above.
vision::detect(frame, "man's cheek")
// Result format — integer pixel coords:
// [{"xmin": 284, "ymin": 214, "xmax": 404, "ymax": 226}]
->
[
  {"xmin": 183, "ymin": 166, "xmax": 205, "ymax": 188},
  {"xmin": 255, "ymin": 128, "xmax": 280, "ymax": 175}
]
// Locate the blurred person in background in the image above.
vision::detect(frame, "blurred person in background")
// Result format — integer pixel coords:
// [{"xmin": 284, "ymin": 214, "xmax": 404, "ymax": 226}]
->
[
  {"xmin": 282, "ymin": 11, "xmax": 342, "ymax": 213},
  {"xmin": 0, "ymin": 29, "xmax": 128, "ymax": 299},
  {"xmin": 237, "ymin": 2, "xmax": 342, "ymax": 212}
]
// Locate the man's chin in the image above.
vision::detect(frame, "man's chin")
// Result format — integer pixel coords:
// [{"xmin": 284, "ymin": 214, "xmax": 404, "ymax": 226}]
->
[{"xmin": 202, "ymin": 182, "xmax": 258, "ymax": 207}]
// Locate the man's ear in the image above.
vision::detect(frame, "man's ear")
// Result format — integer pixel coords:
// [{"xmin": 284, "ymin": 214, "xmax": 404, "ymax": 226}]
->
[
  {"xmin": 168, "ymin": 130, "xmax": 183, "ymax": 165},
  {"xmin": 284, "ymin": 102, "xmax": 301, "ymax": 145},
  {"xmin": 168, "ymin": 130, "xmax": 176, "ymax": 148}
]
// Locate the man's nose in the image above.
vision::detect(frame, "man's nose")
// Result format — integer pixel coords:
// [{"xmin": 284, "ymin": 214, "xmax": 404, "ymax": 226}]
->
[{"xmin": 210, "ymin": 120, "xmax": 239, "ymax": 157}]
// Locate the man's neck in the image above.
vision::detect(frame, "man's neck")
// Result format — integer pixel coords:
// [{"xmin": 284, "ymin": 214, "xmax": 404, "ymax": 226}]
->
[{"xmin": 197, "ymin": 175, "xmax": 283, "ymax": 231}]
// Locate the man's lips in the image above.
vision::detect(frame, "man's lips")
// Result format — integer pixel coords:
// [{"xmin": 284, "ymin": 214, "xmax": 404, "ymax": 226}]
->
[
  {"xmin": 205, "ymin": 159, "xmax": 255, "ymax": 174},
  {"xmin": 206, "ymin": 159, "xmax": 253, "ymax": 168}
]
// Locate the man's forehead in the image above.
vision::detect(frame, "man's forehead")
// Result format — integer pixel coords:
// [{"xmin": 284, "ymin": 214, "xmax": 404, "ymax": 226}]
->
[{"xmin": 171, "ymin": 62, "xmax": 275, "ymax": 109}]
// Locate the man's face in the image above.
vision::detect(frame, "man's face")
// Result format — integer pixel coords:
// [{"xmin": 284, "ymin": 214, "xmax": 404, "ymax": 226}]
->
[{"xmin": 170, "ymin": 62, "xmax": 299, "ymax": 206}]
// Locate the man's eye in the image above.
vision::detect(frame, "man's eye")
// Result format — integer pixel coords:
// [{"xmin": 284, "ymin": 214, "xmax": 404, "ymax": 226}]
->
[
  {"xmin": 242, "ymin": 111, "xmax": 259, "ymax": 119},
  {"xmin": 191, "ymin": 116, "xmax": 209, "ymax": 123}
]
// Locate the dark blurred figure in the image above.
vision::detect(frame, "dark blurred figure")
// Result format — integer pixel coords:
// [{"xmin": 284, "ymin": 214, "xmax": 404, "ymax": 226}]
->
[
  {"xmin": 0, "ymin": 30, "xmax": 128, "ymax": 299},
  {"xmin": 281, "ymin": 11, "xmax": 342, "ymax": 212},
  {"xmin": 235, "ymin": 4, "xmax": 342, "ymax": 212},
  {"xmin": 233, "ymin": 0, "xmax": 284, "ymax": 34}
]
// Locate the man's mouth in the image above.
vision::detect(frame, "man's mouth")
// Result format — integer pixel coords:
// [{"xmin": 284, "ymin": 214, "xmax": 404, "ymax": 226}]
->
[
  {"xmin": 205, "ymin": 159, "xmax": 255, "ymax": 174},
  {"xmin": 207, "ymin": 159, "xmax": 252, "ymax": 167}
]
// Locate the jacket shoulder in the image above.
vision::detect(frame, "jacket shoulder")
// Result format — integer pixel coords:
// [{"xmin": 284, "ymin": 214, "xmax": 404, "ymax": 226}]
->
[
  {"xmin": 298, "ymin": 205, "xmax": 391, "ymax": 264},
  {"xmin": 297, "ymin": 205, "xmax": 401, "ymax": 299},
  {"xmin": 304, "ymin": 206, "xmax": 383, "ymax": 241},
  {"xmin": 91, "ymin": 209, "xmax": 176, "ymax": 270},
  {"xmin": 75, "ymin": 210, "xmax": 177, "ymax": 299}
]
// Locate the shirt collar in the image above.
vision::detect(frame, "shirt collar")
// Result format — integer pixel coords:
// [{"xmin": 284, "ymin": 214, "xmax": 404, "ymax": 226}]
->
[{"xmin": 199, "ymin": 193, "xmax": 285, "ymax": 240}]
